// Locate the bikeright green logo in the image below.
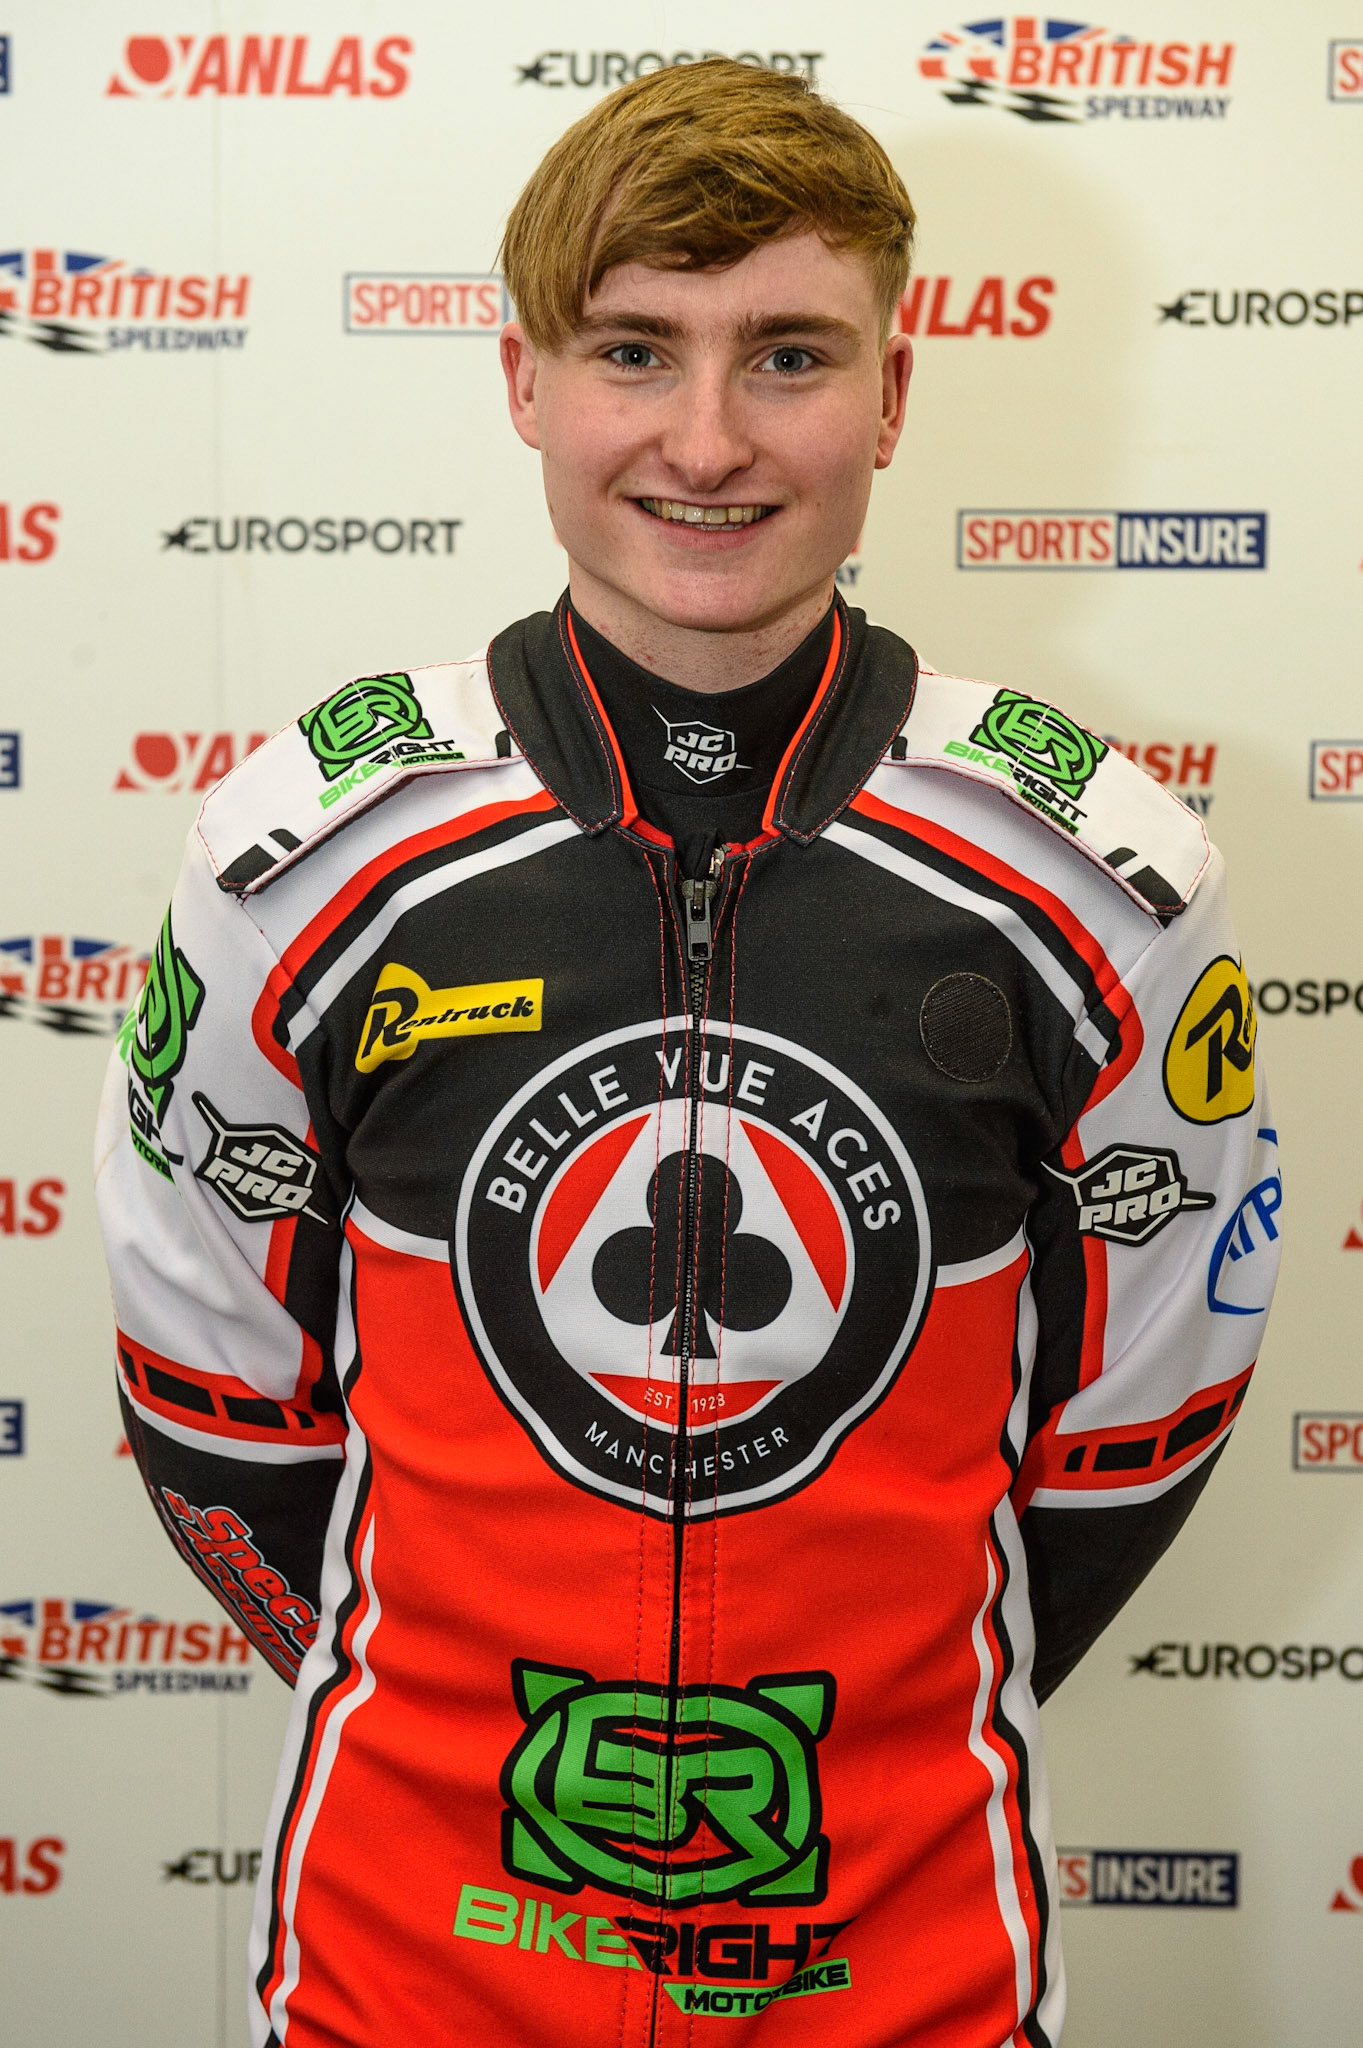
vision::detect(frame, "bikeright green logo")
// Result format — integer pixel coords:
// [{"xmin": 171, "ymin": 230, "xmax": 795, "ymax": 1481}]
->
[
  {"xmin": 500, "ymin": 1661, "xmax": 835, "ymax": 1907},
  {"xmin": 970, "ymin": 688, "xmax": 1107, "ymax": 801},
  {"xmin": 299, "ymin": 672, "xmax": 431, "ymax": 780},
  {"xmin": 127, "ymin": 910, "xmax": 204, "ymax": 1121}
]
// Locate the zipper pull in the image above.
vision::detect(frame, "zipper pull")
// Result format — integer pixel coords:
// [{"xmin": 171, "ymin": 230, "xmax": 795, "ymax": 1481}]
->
[{"xmin": 680, "ymin": 846, "xmax": 723, "ymax": 966}]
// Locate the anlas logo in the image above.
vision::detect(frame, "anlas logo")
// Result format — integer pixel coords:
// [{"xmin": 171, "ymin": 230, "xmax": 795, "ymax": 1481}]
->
[
  {"xmin": 897, "ymin": 275, "xmax": 1054, "ymax": 337},
  {"xmin": 106, "ymin": 34, "xmax": 411, "ymax": 98},
  {"xmin": 1331, "ymin": 1857, "xmax": 1363, "ymax": 1912},
  {"xmin": 920, "ymin": 20, "xmax": 1234, "ymax": 122},
  {"xmin": 0, "ymin": 935, "xmax": 148, "ymax": 1035},
  {"xmin": 0, "ymin": 1598, "xmax": 254, "ymax": 1696},
  {"xmin": 115, "ymin": 731, "xmax": 266, "ymax": 794},
  {"xmin": 0, "ymin": 249, "xmax": 249, "ymax": 353}
]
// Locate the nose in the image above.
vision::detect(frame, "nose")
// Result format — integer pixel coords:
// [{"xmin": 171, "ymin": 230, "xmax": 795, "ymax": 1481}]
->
[{"xmin": 655, "ymin": 364, "xmax": 755, "ymax": 494}]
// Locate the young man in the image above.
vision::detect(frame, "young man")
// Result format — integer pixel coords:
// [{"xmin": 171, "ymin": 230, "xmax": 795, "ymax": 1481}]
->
[{"xmin": 97, "ymin": 60, "xmax": 1278, "ymax": 2048}]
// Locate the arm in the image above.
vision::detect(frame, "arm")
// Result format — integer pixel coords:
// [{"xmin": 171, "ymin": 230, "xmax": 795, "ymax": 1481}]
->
[
  {"xmin": 95, "ymin": 833, "xmax": 348, "ymax": 1684},
  {"xmin": 1015, "ymin": 849, "xmax": 1280, "ymax": 1701}
]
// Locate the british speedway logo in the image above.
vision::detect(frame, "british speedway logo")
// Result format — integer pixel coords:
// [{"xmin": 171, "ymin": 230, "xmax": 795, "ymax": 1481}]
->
[
  {"xmin": 0, "ymin": 935, "xmax": 149, "ymax": 1034},
  {"xmin": 920, "ymin": 20, "xmax": 1235, "ymax": 123},
  {"xmin": 0, "ymin": 1598, "xmax": 254, "ymax": 1696},
  {"xmin": 454, "ymin": 1021, "xmax": 930, "ymax": 1519},
  {"xmin": 0, "ymin": 248, "xmax": 250, "ymax": 353}
]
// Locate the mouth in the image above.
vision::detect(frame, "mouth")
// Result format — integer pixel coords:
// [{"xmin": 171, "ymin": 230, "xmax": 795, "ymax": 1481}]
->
[{"xmin": 637, "ymin": 498, "xmax": 777, "ymax": 529}]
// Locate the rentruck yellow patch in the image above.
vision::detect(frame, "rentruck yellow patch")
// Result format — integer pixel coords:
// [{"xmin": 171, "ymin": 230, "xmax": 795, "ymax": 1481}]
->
[{"xmin": 357, "ymin": 965, "xmax": 543, "ymax": 1072}]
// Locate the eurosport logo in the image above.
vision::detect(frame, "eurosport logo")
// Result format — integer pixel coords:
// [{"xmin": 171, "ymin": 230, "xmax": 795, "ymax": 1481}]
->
[
  {"xmin": 515, "ymin": 50, "xmax": 821, "ymax": 88},
  {"xmin": 919, "ymin": 21, "xmax": 1234, "ymax": 122},
  {"xmin": 896, "ymin": 275, "xmax": 1054, "ymax": 338},
  {"xmin": 1206, "ymin": 1130, "xmax": 1279, "ymax": 1317},
  {"xmin": 1130, "ymin": 1642, "xmax": 1363, "ymax": 1681},
  {"xmin": 1309, "ymin": 742, "xmax": 1363, "ymax": 799},
  {"xmin": 344, "ymin": 273, "xmax": 507, "ymax": 334},
  {"xmin": 1295, "ymin": 1416, "xmax": 1363, "ymax": 1471},
  {"xmin": 1330, "ymin": 41, "xmax": 1363, "ymax": 100},
  {"xmin": 0, "ymin": 936, "xmax": 148, "ymax": 1035},
  {"xmin": 163, "ymin": 1848, "xmax": 261, "ymax": 1885},
  {"xmin": 957, "ymin": 511, "xmax": 1267, "ymax": 570},
  {"xmin": 0, "ymin": 1402, "xmax": 24, "ymax": 1457},
  {"xmin": 455, "ymin": 1019, "xmax": 931, "ymax": 1520},
  {"xmin": 115, "ymin": 732, "xmax": 266, "ymax": 794},
  {"xmin": 0, "ymin": 1839, "xmax": 64, "ymax": 1896},
  {"xmin": 1159, "ymin": 288, "xmax": 1363, "ymax": 327},
  {"xmin": 0, "ymin": 1177, "xmax": 64, "ymax": 1236},
  {"xmin": 1105, "ymin": 739, "xmax": 1217, "ymax": 818},
  {"xmin": 1057, "ymin": 1850, "xmax": 1237, "ymax": 1908},
  {"xmin": 106, "ymin": 34, "xmax": 411, "ymax": 98},
  {"xmin": 1253, "ymin": 978, "xmax": 1363, "ymax": 1016},
  {"xmin": 162, "ymin": 515, "xmax": 462, "ymax": 555},
  {"xmin": 0, "ymin": 1598, "xmax": 254, "ymax": 1696},
  {"xmin": 0, "ymin": 250, "xmax": 249, "ymax": 353},
  {"xmin": 0, "ymin": 733, "xmax": 17, "ymax": 790},
  {"xmin": 0, "ymin": 501, "xmax": 58, "ymax": 559}
]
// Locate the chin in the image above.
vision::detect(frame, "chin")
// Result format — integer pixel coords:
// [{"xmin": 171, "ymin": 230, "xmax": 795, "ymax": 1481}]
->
[{"xmin": 627, "ymin": 564, "xmax": 823, "ymax": 637}]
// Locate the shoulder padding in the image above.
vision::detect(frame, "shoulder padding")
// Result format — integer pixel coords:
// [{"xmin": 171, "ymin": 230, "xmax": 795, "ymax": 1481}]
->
[
  {"xmin": 889, "ymin": 667, "xmax": 1210, "ymax": 922},
  {"xmin": 196, "ymin": 656, "xmax": 520, "ymax": 895}
]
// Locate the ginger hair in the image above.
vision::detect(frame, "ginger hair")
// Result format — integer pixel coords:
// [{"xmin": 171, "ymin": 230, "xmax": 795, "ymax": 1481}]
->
[{"xmin": 499, "ymin": 59, "xmax": 915, "ymax": 348}]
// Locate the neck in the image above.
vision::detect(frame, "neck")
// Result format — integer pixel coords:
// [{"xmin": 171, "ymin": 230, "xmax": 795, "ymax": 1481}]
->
[{"xmin": 565, "ymin": 565, "xmax": 837, "ymax": 695}]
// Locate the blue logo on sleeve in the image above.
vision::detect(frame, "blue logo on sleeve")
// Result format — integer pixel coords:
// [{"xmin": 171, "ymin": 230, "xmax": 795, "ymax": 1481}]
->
[{"xmin": 1208, "ymin": 1130, "xmax": 1281, "ymax": 1315}]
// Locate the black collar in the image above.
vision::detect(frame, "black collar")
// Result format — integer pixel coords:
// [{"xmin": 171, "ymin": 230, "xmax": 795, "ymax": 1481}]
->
[{"xmin": 486, "ymin": 590, "xmax": 918, "ymax": 846}]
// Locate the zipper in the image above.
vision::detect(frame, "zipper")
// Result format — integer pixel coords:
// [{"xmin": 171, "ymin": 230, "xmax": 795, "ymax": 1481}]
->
[{"xmin": 651, "ymin": 842, "xmax": 723, "ymax": 2027}]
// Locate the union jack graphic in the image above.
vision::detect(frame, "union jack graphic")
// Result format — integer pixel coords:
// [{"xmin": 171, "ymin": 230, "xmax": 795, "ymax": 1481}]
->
[
  {"xmin": 0, "ymin": 935, "xmax": 150, "ymax": 1035},
  {"xmin": 921, "ymin": 18, "xmax": 1127, "ymax": 121},
  {"xmin": 0, "ymin": 1599, "xmax": 135, "ymax": 1696},
  {"xmin": 0, "ymin": 248, "xmax": 127, "ymax": 350}
]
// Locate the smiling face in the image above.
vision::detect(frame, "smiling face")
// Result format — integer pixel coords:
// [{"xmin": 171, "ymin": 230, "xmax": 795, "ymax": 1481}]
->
[{"xmin": 501, "ymin": 232, "xmax": 912, "ymax": 687}]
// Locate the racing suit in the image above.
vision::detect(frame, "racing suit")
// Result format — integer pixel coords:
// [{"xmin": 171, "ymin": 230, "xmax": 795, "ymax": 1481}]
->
[{"xmin": 96, "ymin": 594, "xmax": 1280, "ymax": 2047}]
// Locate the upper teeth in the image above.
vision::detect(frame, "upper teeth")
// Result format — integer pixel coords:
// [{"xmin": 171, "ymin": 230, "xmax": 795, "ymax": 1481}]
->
[{"xmin": 641, "ymin": 499, "xmax": 770, "ymax": 526}]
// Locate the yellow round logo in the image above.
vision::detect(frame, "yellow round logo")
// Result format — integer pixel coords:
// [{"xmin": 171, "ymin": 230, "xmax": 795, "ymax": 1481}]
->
[{"xmin": 1163, "ymin": 956, "xmax": 1257, "ymax": 1124}]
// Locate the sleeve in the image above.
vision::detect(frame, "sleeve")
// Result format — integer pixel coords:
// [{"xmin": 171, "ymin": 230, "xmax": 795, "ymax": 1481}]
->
[
  {"xmin": 1014, "ymin": 847, "xmax": 1281, "ymax": 1701},
  {"xmin": 94, "ymin": 829, "xmax": 349, "ymax": 1685}
]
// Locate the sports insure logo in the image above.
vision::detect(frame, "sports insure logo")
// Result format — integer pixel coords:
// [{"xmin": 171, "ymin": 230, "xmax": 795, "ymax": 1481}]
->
[
  {"xmin": 454, "ymin": 1021, "xmax": 931, "ymax": 1519},
  {"xmin": 957, "ymin": 510, "xmax": 1267, "ymax": 568}
]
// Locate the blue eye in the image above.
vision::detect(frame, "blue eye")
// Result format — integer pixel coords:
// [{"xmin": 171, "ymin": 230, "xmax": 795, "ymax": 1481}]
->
[
  {"xmin": 607, "ymin": 342, "xmax": 660, "ymax": 370},
  {"xmin": 761, "ymin": 346, "xmax": 816, "ymax": 375}
]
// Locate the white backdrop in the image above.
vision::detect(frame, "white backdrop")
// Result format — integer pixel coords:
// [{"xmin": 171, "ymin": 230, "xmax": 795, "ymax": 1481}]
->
[{"xmin": 2, "ymin": 4, "xmax": 1360, "ymax": 2042}]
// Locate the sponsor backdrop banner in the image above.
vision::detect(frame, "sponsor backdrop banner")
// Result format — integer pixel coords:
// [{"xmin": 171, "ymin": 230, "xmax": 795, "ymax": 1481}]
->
[{"xmin": 0, "ymin": 2, "xmax": 1356, "ymax": 2042}]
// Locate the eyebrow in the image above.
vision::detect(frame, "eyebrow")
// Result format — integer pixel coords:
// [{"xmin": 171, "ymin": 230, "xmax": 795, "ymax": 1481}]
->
[{"xmin": 574, "ymin": 310, "xmax": 862, "ymax": 347}]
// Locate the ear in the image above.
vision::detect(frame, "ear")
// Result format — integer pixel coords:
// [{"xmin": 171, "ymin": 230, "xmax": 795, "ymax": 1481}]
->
[
  {"xmin": 874, "ymin": 333, "xmax": 913, "ymax": 471},
  {"xmin": 501, "ymin": 322, "xmax": 542, "ymax": 451}
]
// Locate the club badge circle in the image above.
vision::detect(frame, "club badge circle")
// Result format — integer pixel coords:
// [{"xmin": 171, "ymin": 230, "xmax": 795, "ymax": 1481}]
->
[{"xmin": 453, "ymin": 1019, "xmax": 932, "ymax": 1518}]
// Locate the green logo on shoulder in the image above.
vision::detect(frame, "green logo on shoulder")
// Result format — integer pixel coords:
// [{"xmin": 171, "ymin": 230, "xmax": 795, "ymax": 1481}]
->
[
  {"xmin": 970, "ymin": 688, "xmax": 1106, "ymax": 801},
  {"xmin": 500, "ymin": 1662, "xmax": 835, "ymax": 1908},
  {"xmin": 300, "ymin": 673, "xmax": 432, "ymax": 781},
  {"xmin": 129, "ymin": 910, "xmax": 204, "ymax": 1122}
]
